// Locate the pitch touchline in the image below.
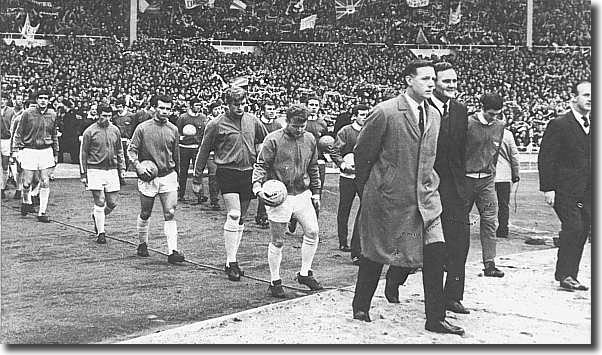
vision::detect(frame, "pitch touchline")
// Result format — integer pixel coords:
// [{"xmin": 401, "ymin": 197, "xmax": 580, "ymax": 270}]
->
[{"xmin": 1, "ymin": 203, "xmax": 312, "ymax": 293}]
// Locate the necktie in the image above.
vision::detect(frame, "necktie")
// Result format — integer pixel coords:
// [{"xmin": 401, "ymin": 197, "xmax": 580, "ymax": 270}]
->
[
  {"xmin": 418, "ymin": 106, "xmax": 425, "ymax": 135},
  {"xmin": 442, "ymin": 101, "xmax": 448, "ymax": 117},
  {"xmin": 582, "ymin": 116, "xmax": 590, "ymax": 128}
]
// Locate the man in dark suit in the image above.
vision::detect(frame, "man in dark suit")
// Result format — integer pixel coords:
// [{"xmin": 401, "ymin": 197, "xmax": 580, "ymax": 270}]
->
[
  {"xmin": 538, "ymin": 80, "xmax": 591, "ymax": 291},
  {"xmin": 428, "ymin": 62, "xmax": 470, "ymax": 314}
]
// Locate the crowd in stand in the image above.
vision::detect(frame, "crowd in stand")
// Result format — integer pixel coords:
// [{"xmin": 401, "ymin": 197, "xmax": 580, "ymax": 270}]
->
[
  {"xmin": 0, "ymin": 35, "xmax": 590, "ymax": 149},
  {"xmin": 1, "ymin": 0, "xmax": 591, "ymax": 46}
]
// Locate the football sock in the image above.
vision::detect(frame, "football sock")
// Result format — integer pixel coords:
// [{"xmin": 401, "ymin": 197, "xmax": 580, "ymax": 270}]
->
[
  {"xmin": 93, "ymin": 204, "xmax": 106, "ymax": 234},
  {"xmin": 300, "ymin": 235, "xmax": 319, "ymax": 277},
  {"xmin": 268, "ymin": 242, "xmax": 283, "ymax": 282},
  {"xmin": 164, "ymin": 220, "xmax": 178, "ymax": 254},
  {"xmin": 137, "ymin": 216, "xmax": 149, "ymax": 244},
  {"xmin": 38, "ymin": 187, "xmax": 50, "ymax": 214}
]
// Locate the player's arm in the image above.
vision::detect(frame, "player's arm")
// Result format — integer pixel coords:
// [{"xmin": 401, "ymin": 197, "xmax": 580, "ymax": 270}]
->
[
  {"xmin": 308, "ymin": 137, "xmax": 321, "ymax": 198},
  {"xmin": 79, "ymin": 129, "xmax": 90, "ymax": 184},
  {"xmin": 252, "ymin": 136, "xmax": 276, "ymax": 197},
  {"xmin": 354, "ymin": 107, "xmax": 386, "ymax": 194},
  {"xmin": 193, "ymin": 119, "xmax": 217, "ymax": 185},
  {"xmin": 172, "ymin": 125, "xmax": 180, "ymax": 177},
  {"xmin": 114, "ymin": 128, "xmax": 126, "ymax": 176},
  {"xmin": 330, "ymin": 129, "xmax": 347, "ymax": 168}
]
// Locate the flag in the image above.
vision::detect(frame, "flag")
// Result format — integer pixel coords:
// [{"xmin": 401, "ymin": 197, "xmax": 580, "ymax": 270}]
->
[
  {"xmin": 184, "ymin": 0, "xmax": 214, "ymax": 9},
  {"xmin": 230, "ymin": 76, "xmax": 249, "ymax": 87},
  {"xmin": 299, "ymin": 14, "xmax": 317, "ymax": 31},
  {"xmin": 407, "ymin": 0, "xmax": 429, "ymax": 8},
  {"xmin": 139, "ymin": 0, "xmax": 149, "ymax": 12},
  {"xmin": 335, "ymin": 0, "xmax": 363, "ymax": 20},
  {"xmin": 230, "ymin": 0, "xmax": 247, "ymax": 11},
  {"xmin": 449, "ymin": 1, "xmax": 462, "ymax": 25},
  {"xmin": 21, "ymin": 14, "xmax": 39, "ymax": 40},
  {"xmin": 416, "ymin": 27, "xmax": 429, "ymax": 44}
]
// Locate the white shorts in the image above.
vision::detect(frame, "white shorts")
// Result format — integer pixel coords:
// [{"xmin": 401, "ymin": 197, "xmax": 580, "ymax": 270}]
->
[
  {"xmin": 0, "ymin": 139, "xmax": 10, "ymax": 156},
  {"xmin": 266, "ymin": 189, "xmax": 314, "ymax": 223},
  {"xmin": 87, "ymin": 168, "xmax": 120, "ymax": 192},
  {"xmin": 138, "ymin": 171, "xmax": 178, "ymax": 197},
  {"xmin": 20, "ymin": 147, "xmax": 55, "ymax": 171}
]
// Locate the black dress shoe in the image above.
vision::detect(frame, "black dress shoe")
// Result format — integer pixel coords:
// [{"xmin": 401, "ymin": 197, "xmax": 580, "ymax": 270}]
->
[
  {"xmin": 384, "ymin": 280, "xmax": 400, "ymax": 303},
  {"xmin": 425, "ymin": 320, "xmax": 465, "ymax": 335},
  {"xmin": 353, "ymin": 310, "xmax": 371, "ymax": 322},
  {"xmin": 560, "ymin": 276, "xmax": 589, "ymax": 291},
  {"xmin": 446, "ymin": 300, "xmax": 470, "ymax": 314}
]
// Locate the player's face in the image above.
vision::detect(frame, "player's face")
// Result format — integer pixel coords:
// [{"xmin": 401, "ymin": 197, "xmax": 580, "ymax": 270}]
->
[
  {"xmin": 116, "ymin": 104, "xmax": 124, "ymax": 112},
  {"xmin": 98, "ymin": 111, "xmax": 112, "ymax": 125},
  {"xmin": 15, "ymin": 95, "xmax": 23, "ymax": 107},
  {"xmin": 574, "ymin": 82, "xmax": 591, "ymax": 113},
  {"xmin": 435, "ymin": 69, "xmax": 458, "ymax": 99},
  {"xmin": 285, "ymin": 118, "xmax": 307, "ymax": 137},
  {"xmin": 264, "ymin": 105, "xmax": 276, "ymax": 119},
  {"xmin": 211, "ymin": 106, "xmax": 223, "ymax": 117},
  {"xmin": 192, "ymin": 102, "xmax": 203, "ymax": 113},
  {"xmin": 37, "ymin": 95, "xmax": 49, "ymax": 109},
  {"xmin": 156, "ymin": 100, "xmax": 172, "ymax": 121},
  {"xmin": 0, "ymin": 98, "xmax": 7, "ymax": 107},
  {"xmin": 484, "ymin": 109, "xmax": 503, "ymax": 122},
  {"xmin": 355, "ymin": 109, "xmax": 369, "ymax": 126},
  {"xmin": 406, "ymin": 66, "xmax": 436, "ymax": 101},
  {"xmin": 307, "ymin": 100, "xmax": 320, "ymax": 115},
  {"xmin": 228, "ymin": 98, "xmax": 246, "ymax": 118}
]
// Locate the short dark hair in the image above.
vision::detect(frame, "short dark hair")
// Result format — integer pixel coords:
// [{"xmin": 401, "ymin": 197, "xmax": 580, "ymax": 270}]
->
[
  {"xmin": 189, "ymin": 97, "xmax": 201, "ymax": 106},
  {"xmin": 351, "ymin": 104, "xmax": 370, "ymax": 116},
  {"xmin": 572, "ymin": 81, "xmax": 590, "ymax": 95},
  {"xmin": 115, "ymin": 97, "xmax": 126, "ymax": 106},
  {"xmin": 401, "ymin": 60, "xmax": 434, "ymax": 81},
  {"xmin": 480, "ymin": 92, "xmax": 503, "ymax": 111},
  {"xmin": 433, "ymin": 61, "xmax": 454, "ymax": 76},
  {"xmin": 306, "ymin": 95, "xmax": 320, "ymax": 104},
  {"xmin": 36, "ymin": 89, "xmax": 51, "ymax": 99},
  {"xmin": 209, "ymin": 99, "xmax": 223, "ymax": 111},
  {"xmin": 149, "ymin": 94, "xmax": 159, "ymax": 107},
  {"xmin": 98, "ymin": 105, "xmax": 113, "ymax": 115},
  {"xmin": 286, "ymin": 104, "xmax": 308, "ymax": 122},
  {"xmin": 156, "ymin": 94, "xmax": 172, "ymax": 105},
  {"xmin": 263, "ymin": 99, "xmax": 275, "ymax": 109},
  {"xmin": 0, "ymin": 93, "xmax": 9, "ymax": 100},
  {"xmin": 225, "ymin": 86, "xmax": 247, "ymax": 104}
]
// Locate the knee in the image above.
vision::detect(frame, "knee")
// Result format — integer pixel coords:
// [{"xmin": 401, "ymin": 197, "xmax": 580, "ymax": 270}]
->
[
  {"xmin": 164, "ymin": 207, "xmax": 176, "ymax": 221},
  {"xmin": 271, "ymin": 240, "xmax": 284, "ymax": 248},
  {"xmin": 39, "ymin": 178, "xmax": 50, "ymax": 188},
  {"xmin": 140, "ymin": 210, "xmax": 152, "ymax": 220},
  {"xmin": 94, "ymin": 198, "xmax": 105, "ymax": 208},
  {"xmin": 224, "ymin": 210, "xmax": 241, "ymax": 231},
  {"xmin": 105, "ymin": 200, "xmax": 117, "ymax": 211},
  {"xmin": 303, "ymin": 228, "xmax": 319, "ymax": 245}
]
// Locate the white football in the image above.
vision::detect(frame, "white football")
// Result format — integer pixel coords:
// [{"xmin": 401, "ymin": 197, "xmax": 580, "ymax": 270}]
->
[
  {"xmin": 262, "ymin": 179, "xmax": 287, "ymax": 206},
  {"xmin": 183, "ymin": 124, "xmax": 197, "ymax": 136}
]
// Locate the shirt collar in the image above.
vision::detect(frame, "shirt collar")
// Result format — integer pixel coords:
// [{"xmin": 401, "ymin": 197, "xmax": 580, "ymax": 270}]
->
[
  {"xmin": 430, "ymin": 96, "xmax": 446, "ymax": 115},
  {"xmin": 571, "ymin": 106, "xmax": 589, "ymax": 124},
  {"xmin": 351, "ymin": 122, "xmax": 362, "ymax": 131},
  {"xmin": 476, "ymin": 111, "xmax": 494, "ymax": 125}
]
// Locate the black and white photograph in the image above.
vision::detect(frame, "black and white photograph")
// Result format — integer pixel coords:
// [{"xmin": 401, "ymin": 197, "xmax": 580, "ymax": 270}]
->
[{"xmin": 0, "ymin": 0, "xmax": 593, "ymax": 345}]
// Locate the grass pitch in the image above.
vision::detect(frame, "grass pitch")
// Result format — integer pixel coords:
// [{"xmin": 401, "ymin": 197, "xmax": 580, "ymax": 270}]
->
[{"xmin": 0, "ymin": 171, "xmax": 557, "ymax": 343}]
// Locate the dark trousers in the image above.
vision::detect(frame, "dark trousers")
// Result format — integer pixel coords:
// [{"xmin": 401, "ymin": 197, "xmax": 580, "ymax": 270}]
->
[
  {"xmin": 439, "ymin": 177, "xmax": 470, "ymax": 302},
  {"xmin": 256, "ymin": 198, "xmax": 267, "ymax": 220},
  {"xmin": 350, "ymin": 206, "xmax": 362, "ymax": 259},
  {"xmin": 178, "ymin": 147, "xmax": 198, "ymax": 198},
  {"xmin": 337, "ymin": 176, "xmax": 360, "ymax": 247},
  {"xmin": 495, "ymin": 182, "xmax": 511, "ymax": 237},
  {"xmin": 352, "ymin": 242, "xmax": 446, "ymax": 322},
  {"xmin": 553, "ymin": 192, "xmax": 591, "ymax": 282}
]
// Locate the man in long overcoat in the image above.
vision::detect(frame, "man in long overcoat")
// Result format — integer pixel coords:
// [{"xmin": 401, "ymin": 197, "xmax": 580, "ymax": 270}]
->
[{"xmin": 351, "ymin": 60, "xmax": 464, "ymax": 335}]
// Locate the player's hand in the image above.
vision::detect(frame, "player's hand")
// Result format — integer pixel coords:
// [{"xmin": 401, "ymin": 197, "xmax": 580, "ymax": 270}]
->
[
  {"xmin": 544, "ymin": 191, "xmax": 555, "ymax": 207},
  {"xmin": 257, "ymin": 190, "xmax": 279, "ymax": 207},
  {"xmin": 54, "ymin": 155, "xmax": 59, "ymax": 164},
  {"xmin": 80, "ymin": 176, "xmax": 87, "ymax": 187},
  {"xmin": 135, "ymin": 163, "xmax": 151, "ymax": 181},
  {"xmin": 311, "ymin": 195, "xmax": 320, "ymax": 210},
  {"xmin": 512, "ymin": 176, "xmax": 520, "ymax": 183},
  {"xmin": 192, "ymin": 182, "xmax": 202, "ymax": 195}
]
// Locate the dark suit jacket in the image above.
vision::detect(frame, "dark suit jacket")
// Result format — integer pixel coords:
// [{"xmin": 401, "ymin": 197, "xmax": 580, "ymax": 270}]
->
[
  {"xmin": 538, "ymin": 110, "xmax": 591, "ymax": 198},
  {"xmin": 429, "ymin": 98, "xmax": 468, "ymax": 197}
]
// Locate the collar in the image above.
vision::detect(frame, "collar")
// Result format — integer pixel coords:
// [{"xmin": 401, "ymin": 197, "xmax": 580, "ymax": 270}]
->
[
  {"xmin": 153, "ymin": 114, "xmax": 168, "ymax": 124},
  {"xmin": 351, "ymin": 122, "xmax": 362, "ymax": 131},
  {"xmin": 188, "ymin": 109, "xmax": 200, "ymax": 117},
  {"xmin": 37, "ymin": 106, "xmax": 48, "ymax": 115},
  {"xmin": 570, "ymin": 106, "xmax": 589, "ymax": 123},
  {"xmin": 404, "ymin": 93, "xmax": 425, "ymax": 113},
  {"xmin": 97, "ymin": 120, "xmax": 110, "ymax": 128},
  {"xmin": 308, "ymin": 114, "xmax": 318, "ymax": 121},
  {"xmin": 430, "ymin": 95, "xmax": 447, "ymax": 114},
  {"xmin": 476, "ymin": 111, "xmax": 494, "ymax": 125},
  {"xmin": 260, "ymin": 116, "xmax": 274, "ymax": 124}
]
